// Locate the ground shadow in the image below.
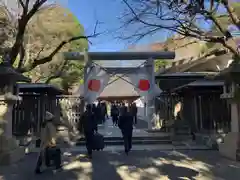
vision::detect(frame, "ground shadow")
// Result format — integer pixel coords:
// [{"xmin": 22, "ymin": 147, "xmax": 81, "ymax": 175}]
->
[
  {"xmin": 2, "ymin": 149, "xmax": 240, "ymax": 179},
  {"xmin": 86, "ymin": 149, "xmax": 240, "ymax": 179},
  {"xmin": 93, "ymin": 150, "xmax": 199, "ymax": 179},
  {"xmin": 75, "ymin": 151, "xmax": 123, "ymax": 180},
  {"xmin": 0, "ymin": 152, "xmax": 85, "ymax": 180}
]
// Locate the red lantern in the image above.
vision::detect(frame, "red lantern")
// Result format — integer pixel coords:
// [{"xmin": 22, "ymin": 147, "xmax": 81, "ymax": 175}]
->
[
  {"xmin": 88, "ymin": 79, "xmax": 101, "ymax": 92},
  {"xmin": 138, "ymin": 79, "xmax": 150, "ymax": 91}
]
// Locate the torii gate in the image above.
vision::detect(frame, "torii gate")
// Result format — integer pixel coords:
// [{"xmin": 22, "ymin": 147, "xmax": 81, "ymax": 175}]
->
[{"xmin": 64, "ymin": 51, "xmax": 175, "ymax": 129}]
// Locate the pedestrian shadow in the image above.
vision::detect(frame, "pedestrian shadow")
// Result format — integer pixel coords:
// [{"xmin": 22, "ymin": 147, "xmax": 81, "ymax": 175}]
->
[
  {"xmin": 0, "ymin": 152, "xmax": 87, "ymax": 180},
  {"xmin": 74, "ymin": 150, "xmax": 200, "ymax": 179},
  {"xmin": 69, "ymin": 151, "xmax": 123, "ymax": 180},
  {"xmin": 2, "ymin": 149, "xmax": 240, "ymax": 179},
  {"xmin": 83, "ymin": 150, "xmax": 222, "ymax": 180},
  {"xmin": 110, "ymin": 151, "xmax": 204, "ymax": 179}
]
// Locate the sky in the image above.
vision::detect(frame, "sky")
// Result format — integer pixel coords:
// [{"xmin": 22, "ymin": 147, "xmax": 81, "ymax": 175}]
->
[
  {"xmin": 64, "ymin": 0, "xmax": 171, "ymax": 67},
  {"xmin": 62, "ymin": 0, "xmax": 235, "ymax": 66},
  {"xmin": 66, "ymin": 0, "xmax": 169, "ymax": 52},
  {"xmin": 67, "ymin": 0, "xmax": 124, "ymax": 52}
]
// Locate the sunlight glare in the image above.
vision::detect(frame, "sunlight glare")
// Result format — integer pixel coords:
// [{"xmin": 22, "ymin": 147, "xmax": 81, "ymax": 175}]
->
[
  {"xmin": 63, "ymin": 160, "xmax": 92, "ymax": 173},
  {"xmin": 116, "ymin": 165, "xmax": 170, "ymax": 180},
  {"xmin": 116, "ymin": 165, "xmax": 142, "ymax": 180},
  {"xmin": 63, "ymin": 152, "xmax": 72, "ymax": 156}
]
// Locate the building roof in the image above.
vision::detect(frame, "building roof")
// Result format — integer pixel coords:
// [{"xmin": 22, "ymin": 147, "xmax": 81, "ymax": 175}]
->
[
  {"xmin": 173, "ymin": 80, "xmax": 224, "ymax": 92},
  {"xmin": 156, "ymin": 49, "xmax": 229, "ymax": 74},
  {"xmin": 0, "ymin": 65, "xmax": 30, "ymax": 82},
  {"xmin": 17, "ymin": 83, "xmax": 65, "ymax": 95},
  {"xmin": 186, "ymin": 80, "xmax": 224, "ymax": 87},
  {"xmin": 100, "ymin": 76, "xmax": 139, "ymax": 97},
  {"xmin": 128, "ymin": 36, "xmax": 202, "ymax": 61},
  {"xmin": 156, "ymin": 72, "xmax": 217, "ymax": 78},
  {"xmin": 73, "ymin": 76, "xmax": 140, "ymax": 98}
]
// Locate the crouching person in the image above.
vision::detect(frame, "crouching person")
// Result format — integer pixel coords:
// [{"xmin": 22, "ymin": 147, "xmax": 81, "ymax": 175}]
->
[{"xmin": 35, "ymin": 111, "xmax": 62, "ymax": 174}]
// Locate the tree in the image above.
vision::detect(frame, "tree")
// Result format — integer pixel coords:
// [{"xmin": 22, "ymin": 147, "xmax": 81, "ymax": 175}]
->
[
  {"xmin": 22, "ymin": 5, "xmax": 88, "ymax": 92},
  {"xmin": 120, "ymin": 0, "xmax": 240, "ymax": 60},
  {"xmin": 0, "ymin": 0, "xmax": 99, "ymax": 79}
]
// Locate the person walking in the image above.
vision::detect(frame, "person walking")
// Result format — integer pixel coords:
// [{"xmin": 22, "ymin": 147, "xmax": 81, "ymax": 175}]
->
[
  {"xmin": 111, "ymin": 103, "xmax": 119, "ymax": 126},
  {"xmin": 35, "ymin": 111, "xmax": 62, "ymax": 174},
  {"xmin": 92, "ymin": 103, "xmax": 98, "ymax": 123},
  {"xmin": 79, "ymin": 104, "xmax": 98, "ymax": 159},
  {"xmin": 131, "ymin": 102, "xmax": 138, "ymax": 125},
  {"xmin": 118, "ymin": 106, "xmax": 134, "ymax": 155},
  {"xmin": 101, "ymin": 102, "xmax": 107, "ymax": 123},
  {"xmin": 96, "ymin": 102, "xmax": 102, "ymax": 124}
]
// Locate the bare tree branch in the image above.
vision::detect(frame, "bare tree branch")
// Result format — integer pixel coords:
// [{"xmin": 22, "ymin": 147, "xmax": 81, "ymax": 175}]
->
[
  {"xmin": 44, "ymin": 59, "xmax": 68, "ymax": 84},
  {"xmin": 120, "ymin": 0, "xmax": 240, "ymax": 58},
  {"xmin": 44, "ymin": 61, "xmax": 85, "ymax": 84},
  {"xmin": 8, "ymin": 0, "xmax": 48, "ymax": 65},
  {"xmin": 35, "ymin": 46, "xmax": 45, "ymax": 60},
  {"xmin": 222, "ymin": 0, "xmax": 240, "ymax": 29},
  {"xmin": 18, "ymin": 0, "xmax": 25, "ymax": 9},
  {"xmin": 18, "ymin": 32, "xmax": 100, "ymax": 73},
  {"xmin": 2, "ymin": 0, "xmax": 100, "ymax": 74}
]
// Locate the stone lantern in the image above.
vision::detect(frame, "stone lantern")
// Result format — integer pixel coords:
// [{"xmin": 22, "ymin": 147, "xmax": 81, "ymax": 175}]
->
[
  {"xmin": 0, "ymin": 64, "xmax": 30, "ymax": 165},
  {"xmin": 218, "ymin": 64, "xmax": 240, "ymax": 161}
]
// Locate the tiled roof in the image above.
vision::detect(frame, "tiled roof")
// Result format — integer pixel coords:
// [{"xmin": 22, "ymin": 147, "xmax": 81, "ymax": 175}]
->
[
  {"xmin": 73, "ymin": 76, "xmax": 139, "ymax": 97},
  {"xmin": 100, "ymin": 76, "xmax": 139, "ymax": 97},
  {"xmin": 0, "ymin": 65, "xmax": 30, "ymax": 82}
]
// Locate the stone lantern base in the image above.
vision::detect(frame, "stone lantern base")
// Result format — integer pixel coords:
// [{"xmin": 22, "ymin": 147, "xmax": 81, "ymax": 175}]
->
[
  {"xmin": 0, "ymin": 135, "xmax": 25, "ymax": 165},
  {"xmin": 0, "ymin": 95, "xmax": 26, "ymax": 166},
  {"xmin": 219, "ymin": 101, "xmax": 240, "ymax": 161},
  {"xmin": 219, "ymin": 132, "xmax": 240, "ymax": 161},
  {"xmin": 0, "ymin": 64, "xmax": 30, "ymax": 165}
]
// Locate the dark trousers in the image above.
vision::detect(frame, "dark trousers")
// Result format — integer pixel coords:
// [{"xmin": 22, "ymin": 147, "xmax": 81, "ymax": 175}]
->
[
  {"xmin": 101, "ymin": 115, "xmax": 105, "ymax": 124},
  {"xmin": 36, "ymin": 147, "xmax": 61, "ymax": 171},
  {"xmin": 122, "ymin": 130, "xmax": 133, "ymax": 152},
  {"xmin": 96, "ymin": 114, "xmax": 101, "ymax": 124},
  {"xmin": 133, "ymin": 115, "xmax": 137, "ymax": 124},
  {"xmin": 112, "ymin": 115, "xmax": 118, "ymax": 125},
  {"xmin": 85, "ymin": 132, "xmax": 94, "ymax": 155}
]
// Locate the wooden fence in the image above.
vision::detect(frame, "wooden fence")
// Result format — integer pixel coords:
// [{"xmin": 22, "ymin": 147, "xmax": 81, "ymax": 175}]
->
[{"xmin": 12, "ymin": 94, "xmax": 84, "ymax": 137}]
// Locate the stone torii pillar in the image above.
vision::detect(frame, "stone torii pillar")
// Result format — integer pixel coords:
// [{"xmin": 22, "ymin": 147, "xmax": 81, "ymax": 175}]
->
[
  {"xmin": 145, "ymin": 59, "xmax": 156, "ymax": 129},
  {"xmin": 64, "ymin": 51, "xmax": 175, "ymax": 129}
]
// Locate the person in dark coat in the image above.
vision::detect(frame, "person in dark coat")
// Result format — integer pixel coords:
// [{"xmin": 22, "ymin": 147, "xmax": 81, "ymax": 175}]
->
[
  {"xmin": 92, "ymin": 103, "xmax": 98, "ymax": 122},
  {"xmin": 103, "ymin": 102, "xmax": 109, "ymax": 119},
  {"xmin": 111, "ymin": 103, "xmax": 119, "ymax": 126},
  {"xmin": 131, "ymin": 102, "xmax": 138, "ymax": 125},
  {"xmin": 101, "ymin": 102, "xmax": 107, "ymax": 123},
  {"xmin": 79, "ymin": 104, "xmax": 97, "ymax": 159},
  {"xmin": 96, "ymin": 102, "xmax": 102, "ymax": 124},
  {"xmin": 118, "ymin": 106, "xmax": 134, "ymax": 155}
]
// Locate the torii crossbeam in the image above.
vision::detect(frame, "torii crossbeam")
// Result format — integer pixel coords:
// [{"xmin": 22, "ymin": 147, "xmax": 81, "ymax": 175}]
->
[{"xmin": 63, "ymin": 51, "xmax": 175, "ymax": 61}]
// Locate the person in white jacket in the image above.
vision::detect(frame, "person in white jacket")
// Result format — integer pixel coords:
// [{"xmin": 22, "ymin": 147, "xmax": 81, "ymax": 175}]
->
[{"xmin": 35, "ymin": 111, "xmax": 62, "ymax": 174}]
